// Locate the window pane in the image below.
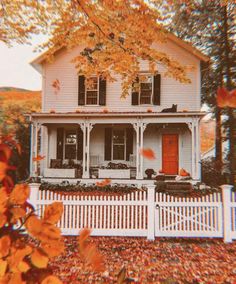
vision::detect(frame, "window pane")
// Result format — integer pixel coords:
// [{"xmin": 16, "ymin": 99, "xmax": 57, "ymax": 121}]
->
[
  {"xmin": 113, "ymin": 130, "xmax": 125, "ymax": 144},
  {"xmin": 65, "ymin": 145, "xmax": 76, "ymax": 159},
  {"xmin": 66, "ymin": 132, "xmax": 77, "ymax": 144},
  {"xmin": 140, "ymin": 75, "xmax": 152, "ymax": 104},
  {"xmin": 86, "ymin": 77, "xmax": 98, "ymax": 105},
  {"xmin": 113, "ymin": 145, "xmax": 125, "ymax": 160},
  {"xmin": 86, "ymin": 91, "xmax": 98, "ymax": 104},
  {"xmin": 87, "ymin": 77, "xmax": 98, "ymax": 90}
]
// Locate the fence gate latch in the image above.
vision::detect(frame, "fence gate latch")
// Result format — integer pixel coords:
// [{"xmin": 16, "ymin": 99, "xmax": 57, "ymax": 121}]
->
[{"xmin": 156, "ymin": 204, "xmax": 160, "ymax": 209}]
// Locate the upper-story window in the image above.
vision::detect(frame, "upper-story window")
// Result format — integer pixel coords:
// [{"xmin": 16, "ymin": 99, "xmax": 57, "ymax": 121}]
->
[
  {"xmin": 139, "ymin": 75, "xmax": 153, "ymax": 104},
  {"xmin": 132, "ymin": 73, "xmax": 161, "ymax": 106},
  {"xmin": 86, "ymin": 77, "xmax": 99, "ymax": 105},
  {"xmin": 78, "ymin": 75, "xmax": 106, "ymax": 106}
]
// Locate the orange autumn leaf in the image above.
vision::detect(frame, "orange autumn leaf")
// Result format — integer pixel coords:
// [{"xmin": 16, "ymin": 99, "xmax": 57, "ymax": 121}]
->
[
  {"xmin": 84, "ymin": 244, "xmax": 105, "ymax": 272},
  {"xmin": 0, "ymin": 161, "xmax": 15, "ymax": 182},
  {"xmin": 217, "ymin": 87, "xmax": 236, "ymax": 108},
  {"xmin": 79, "ymin": 228, "xmax": 91, "ymax": 249},
  {"xmin": 43, "ymin": 202, "xmax": 63, "ymax": 225},
  {"xmin": 25, "ymin": 215, "xmax": 43, "ymax": 238},
  {"xmin": 0, "ymin": 235, "xmax": 11, "ymax": 258},
  {"xmin": 0, "ymin": 213, "xmax": 7, "ymax": 228},
  {"xmin": 33, "ymin": 155, "xmax": 45, "ymax": 162},
  {"xmin": 0, "ymin": 144, "xmax": 12, "ymax": 161},
  {"xmin": 9, "ymin": 184, "xmax": 30, "ymax": 205},
  {"xmin": 117, "ymin": 266, "xmax": 127, "ymax": 284},
  {"xmin": 8, "ymin": 272, "xmax": 25, "ymax": 284},
  {"xmin": 0, "ymin": 187, "xmax": 8, "ymax": 213},
  {"xmin": 140, "ymin": 148, "xmax": 156, "ymax": 160},
  {"xmin": 52, "ymin": 79, "xmax": 60, "ymax": 92},
  {"xmin": 42, "ymin": 275, "xmax": 63, "ymax": 284},
  {"xmin": 79, "ymin": 229, "xmax": 104, "ymax": 272},
  {"xmin": 8, "ymin": 246, "xmax": 33, "ymax": 271},
  {"xmin": 39, "ymin": 223, "xmax": 62, "ymax": 242},
  {"xmin": 0, "ymin": 259, "xmax": 7, "ymax": 277},
  {"xmin": 96, "ymin": 178, "xmax": 111, "ymax": 187},
  {"xmin": 10, "ymin": 207, "xmax": 26, "ymax": 223},
  {"xmin": 31, "ymin": 248, "xmax": 49, "ymax": 268},
  {"xmin": 41, "ymin": 241, "xmax": 65, "ymax": 258},
  {"xmin": 17, "ymin": 261, "xmax": 30, "ymax": 273}
]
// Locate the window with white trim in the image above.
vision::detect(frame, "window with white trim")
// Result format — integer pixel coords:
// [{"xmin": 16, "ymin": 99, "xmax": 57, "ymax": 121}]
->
[
  {"xmin": 132, "ymin": 74, "xmax": 153, "ymax": 105},
  {"xmin": 139, "ymin": 75, "xmax": 153, "ymax": 104},
  {"xmin": 86, "ymin": 77, "xmax": 98, "ymax": 105},
  {"xmin": 112, "ymin": 130, "xmax": 126, "ymax": 160}
]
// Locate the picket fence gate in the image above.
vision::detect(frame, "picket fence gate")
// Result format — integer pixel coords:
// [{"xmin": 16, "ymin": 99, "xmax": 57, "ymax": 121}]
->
[{"xmin": 29, "ymin": 184, "xmax": 236, "ymax": 242}]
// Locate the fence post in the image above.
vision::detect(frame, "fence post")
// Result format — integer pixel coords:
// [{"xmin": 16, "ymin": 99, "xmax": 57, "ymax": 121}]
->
[
  {"xmin": 221, "ymin": 184, "xmax": 233, "ymax": 243},
  {"xmin": 147, "ymin": 184, "xmax": 155, "ymax": 240},
  {"xmin": 28, "ymin": 183, "xmax": 40, "ymax": 208}
]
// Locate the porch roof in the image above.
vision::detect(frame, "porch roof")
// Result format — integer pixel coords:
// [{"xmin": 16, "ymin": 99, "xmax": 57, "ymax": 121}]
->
[
  {"xmin": 28, "ymin": 111, "xmax": 206, "ymax": 119},
  {"xmin": 27, "ymin": 111, "xmax": 206, "ymax": 125}
]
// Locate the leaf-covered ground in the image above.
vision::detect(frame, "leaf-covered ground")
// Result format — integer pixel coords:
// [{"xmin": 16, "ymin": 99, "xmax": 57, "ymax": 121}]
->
[{"xmin": 51, "ymin": 236, "xmax": 236, "ymax": 283}]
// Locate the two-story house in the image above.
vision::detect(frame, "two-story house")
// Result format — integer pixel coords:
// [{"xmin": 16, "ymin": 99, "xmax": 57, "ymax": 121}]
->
[{"xmin": 29, "ymin": 33, "xmax": 208, "ymax": 183}]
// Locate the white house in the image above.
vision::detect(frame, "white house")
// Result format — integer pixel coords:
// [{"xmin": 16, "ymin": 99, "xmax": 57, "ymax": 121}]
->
[{"xmin": 29, "ymin": 33, "xmax": 208, "ymax": 183}]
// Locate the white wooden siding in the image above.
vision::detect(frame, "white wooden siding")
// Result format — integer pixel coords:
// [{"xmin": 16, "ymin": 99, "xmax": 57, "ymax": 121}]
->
[{"xmin": 42, "ymin": 39, "xmax": 200, "ymax": 113}]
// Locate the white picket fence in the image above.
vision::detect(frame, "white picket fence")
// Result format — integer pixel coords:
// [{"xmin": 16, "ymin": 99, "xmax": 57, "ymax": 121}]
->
[{"xmin": 29, "ymin": 183, "xmax": 236, "ymax": 242}]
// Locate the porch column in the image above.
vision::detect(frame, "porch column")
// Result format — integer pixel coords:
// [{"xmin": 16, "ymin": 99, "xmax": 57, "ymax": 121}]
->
[
  {"xmin": 40, "ymin": 125, "xmax": 49, "ymax": 176},
  {"xmin": 86, "ymin": 123, "xmax": 94, "ymax": 178},
  {"xmin": 133, "ymin": 120, "xmax": 147, "ymax": 180},
  {"xmin": 195, "ymin": 118, "xmax": 201, "ymax": 180},
  {"xmin": 133, "ymin": 121, "xmax": 141, "ymax": 179},
  {"xmin": 79, "ymin": 123, "xmax": 87, "ymax": 178},
  {"xmin": 31, "ymin": 122, "xmax": 39, "ymax": 177},
  {"xmin": 79, "ymin": 122, "xmax": 93, "ymax": 179},
  {"xmin": 29, "ymin": 123, "xmax": 34, "ymax": 177},
  {"xmin": 188, "ymin": 118, "xmax": 200, "ymax": 180},
  {"xmin": 140, "ymin": 122, "xmax": 147, "ymax": 179}
]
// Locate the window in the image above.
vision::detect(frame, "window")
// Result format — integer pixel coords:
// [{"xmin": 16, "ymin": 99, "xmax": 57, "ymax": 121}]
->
[
  {"xmin": 86, "ymin": 77, "xmax": 98, "ymax": 105},
  {"xmin": 112, "ymin": 130, "xmax": 125, "ymax": 160},
  {"xmin": 65, "ymin": 131, "xmax": 77, "ymax": 159},
  {"xmin": 132, "ymin": 74, "xmax": 153, "ymax": 105},
  {"xmin": 140, "ymin": 75, "xmax": 152, "ymax": 104}
]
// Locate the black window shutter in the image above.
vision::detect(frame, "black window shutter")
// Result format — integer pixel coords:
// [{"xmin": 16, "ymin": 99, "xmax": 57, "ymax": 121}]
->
[
  {"xmin": 56, "ymin": 128, "xmax": 64, "ymax": 160},
  {"xmin": 77, "ymin": 127, "xmax": 83, "ymax": 160},
  {"xmin": 104, "ymin": 128, "xmax": 112, "ymax": 161},
  {"xmin": 153, "ymin": 74, "xmax": 161, "ymax": 105},
  {"xmin": 131, "ymin": 77, "xmax": 139, "ymax": 105},
  {"xmin": 99, "ymin": 77, "xmax": 106, "ymax": 105},
  {"xmin": 126, "ymin": 128, "xmax": 133, "ymax": 161},
  {"xmin": 78, "ymin": 75, "xmax": 85, "ymax": 105}
]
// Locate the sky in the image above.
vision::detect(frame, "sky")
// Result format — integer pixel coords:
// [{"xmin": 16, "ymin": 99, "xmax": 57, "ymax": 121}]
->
[{"xmin": 0, "ymin": 36, "xmax": 45, "ymax": 91}]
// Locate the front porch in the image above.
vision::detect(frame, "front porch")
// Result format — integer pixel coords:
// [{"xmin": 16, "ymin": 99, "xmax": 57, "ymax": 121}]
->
[{"xmin": 29, "ymin": 112, "xmax": 203, "ymax": 182}]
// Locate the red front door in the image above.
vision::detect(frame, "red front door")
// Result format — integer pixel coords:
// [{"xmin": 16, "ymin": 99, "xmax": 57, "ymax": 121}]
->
[{"xmin": 162, "ymin": 134, "xmax": 179, "ymax": 175}]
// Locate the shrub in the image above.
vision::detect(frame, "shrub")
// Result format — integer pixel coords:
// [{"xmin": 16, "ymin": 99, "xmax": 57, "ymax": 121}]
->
[{"xmin": 201, "ymin": 157, "xmax": 226, "ymax": 186}]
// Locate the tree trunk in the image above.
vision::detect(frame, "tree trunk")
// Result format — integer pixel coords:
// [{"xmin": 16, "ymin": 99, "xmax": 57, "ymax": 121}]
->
[
  {"xmin": 223, "ymin": 5, "xmax": 234, "ymax": 184},
  {"xmin": 215, "ymin": 106, "xmax": 222, "ymax": 168}
]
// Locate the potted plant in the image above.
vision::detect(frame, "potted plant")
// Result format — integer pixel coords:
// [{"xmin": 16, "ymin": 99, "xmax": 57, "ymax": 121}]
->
[{"xmin": 145, "ymin": 168, "xmax": 156, "ymax": 179}]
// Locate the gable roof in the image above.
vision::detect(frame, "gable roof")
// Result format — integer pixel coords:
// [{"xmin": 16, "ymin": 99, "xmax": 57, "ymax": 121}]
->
[{"xmin": 30, "ymin": 32, "xmax": 209, "ymax": 73}]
